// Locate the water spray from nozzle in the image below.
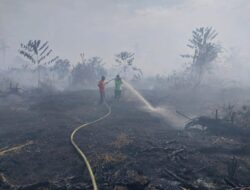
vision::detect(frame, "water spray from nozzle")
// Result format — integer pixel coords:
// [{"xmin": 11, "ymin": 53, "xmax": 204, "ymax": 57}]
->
[
  {"xmin": 123, "ymin": 80, "xmax": 188, "ymax": 128},
  {"xmin": 123, "ymin": 80, "xmax": 156, "ymax": 111}
]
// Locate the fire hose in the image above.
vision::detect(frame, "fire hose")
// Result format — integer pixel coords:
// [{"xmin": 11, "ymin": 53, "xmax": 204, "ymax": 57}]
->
[{"xmin": 70, "ymin": 102, "xmax": 111, "ymax": 190}]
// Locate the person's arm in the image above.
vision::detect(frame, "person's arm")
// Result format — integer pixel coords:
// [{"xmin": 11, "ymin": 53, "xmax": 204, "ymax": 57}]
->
[{"xmin": 105, "ymin": 78, "xmax": 115, "ymax": 84}]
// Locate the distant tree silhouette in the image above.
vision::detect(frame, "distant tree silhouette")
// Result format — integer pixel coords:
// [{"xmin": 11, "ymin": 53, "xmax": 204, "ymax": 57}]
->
[
  {"xmin": 19, "ymin": 40, "xmax": 58, "ymax": 86},
  {"xmin": 71, "ymin": 54, "xmax": 107, "ymax": 87},
  {"xmin": 114, "ymin": 51, "xmax": 142, "ymax": 80},
  {"xmin": 0, "ymin": 40, "xmax": 9, "ymax": 65},
  {"xmin": 181, "ymin": 27, "xmax": 221, "ymax": 87},
  {"xmin": 51, "ymin": 59, "xmax": 71, "ymax": 79}
]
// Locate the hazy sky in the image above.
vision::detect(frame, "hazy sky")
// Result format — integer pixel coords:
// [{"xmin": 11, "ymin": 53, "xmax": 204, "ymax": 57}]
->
[{"xmin": 1, "ymin": 0, "xmax": 250, "ymax": 75}]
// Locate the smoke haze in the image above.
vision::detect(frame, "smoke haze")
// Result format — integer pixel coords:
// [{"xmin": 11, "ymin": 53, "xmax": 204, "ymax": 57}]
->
[{"xmin": 1, "ymin": 0, "xmax": 250, "ymax": 78}]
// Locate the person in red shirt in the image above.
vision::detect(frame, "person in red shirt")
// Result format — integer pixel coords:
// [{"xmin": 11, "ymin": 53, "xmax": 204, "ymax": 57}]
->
[{"xmin": 98, "ymin": 76, "xmax": 106, "ymax": 104}]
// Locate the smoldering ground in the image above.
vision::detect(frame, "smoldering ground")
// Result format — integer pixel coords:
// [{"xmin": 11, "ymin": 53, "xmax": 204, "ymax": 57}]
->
[{"xmin": 1, "ymin": 0, "xmax": 250, "ymax": 189}]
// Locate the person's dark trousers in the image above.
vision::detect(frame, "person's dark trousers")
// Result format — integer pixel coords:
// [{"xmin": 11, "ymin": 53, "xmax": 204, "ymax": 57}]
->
[
  {"xmin": 99, "ymin": 90, "xmax": 105, "ymax": 104},
  {"xmin": 115, "ymin": 90, "xmax": 121, "ymax": 100}
]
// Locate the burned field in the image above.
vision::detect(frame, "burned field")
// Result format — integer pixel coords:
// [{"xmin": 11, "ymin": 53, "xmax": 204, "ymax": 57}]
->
[{"xmin": 0, "ymin": 90, "xmax": 250, "ymax": 190}]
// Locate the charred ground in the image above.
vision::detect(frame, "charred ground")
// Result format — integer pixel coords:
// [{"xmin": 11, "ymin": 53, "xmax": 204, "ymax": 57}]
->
[{"xmin": 0, "ymin": 90, "xmax": 250, "ymax": 190}]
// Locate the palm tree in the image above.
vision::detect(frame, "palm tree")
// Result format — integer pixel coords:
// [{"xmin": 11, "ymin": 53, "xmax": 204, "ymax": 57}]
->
[{"xmin": 19, "ymin": 40, "xmax": 58, "ymax": 86}]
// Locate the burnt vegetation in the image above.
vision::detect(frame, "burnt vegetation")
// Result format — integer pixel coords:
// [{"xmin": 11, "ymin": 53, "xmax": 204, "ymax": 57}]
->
[{"xmin": 0, "ymin": 26, "xmax": 250, "ymax": 190}]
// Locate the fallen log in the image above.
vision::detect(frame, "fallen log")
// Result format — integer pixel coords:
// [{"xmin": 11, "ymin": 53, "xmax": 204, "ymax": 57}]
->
[
  {"xmin": 0, "ymin": 173, "xmax": 14, "ymax": 189},
  {"xmin": 141, "ymin": 147, "xmax": 173, "ymax": 153},
  {"xmin": 169, "ymin": 149, "xmax": 185, "ymax": 157},
  {"xmin": 224, "ymin": 178, "xmax": 238, "ymax": 188},
  {"xmin": 163, "ymin": 168, "xmax": 199, "ymax": 190}
]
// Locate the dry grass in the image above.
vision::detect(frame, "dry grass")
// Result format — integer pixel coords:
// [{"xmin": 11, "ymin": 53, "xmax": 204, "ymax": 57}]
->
[
  {"xmin": 112, "ymin": 133, "xmax": 133, "ymax": 149},
  {"xmin": 99, "ymin": 153, "xmax": 126, "ymax": 164}
]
